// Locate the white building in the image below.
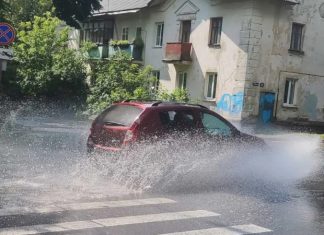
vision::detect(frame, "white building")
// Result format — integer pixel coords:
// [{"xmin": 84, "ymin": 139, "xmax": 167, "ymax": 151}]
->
[{"xmin": 77, "ymin": 0, "xmax": 324, "ymax": 123}]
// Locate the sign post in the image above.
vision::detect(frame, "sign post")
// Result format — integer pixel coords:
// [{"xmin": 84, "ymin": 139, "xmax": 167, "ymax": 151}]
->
[{"xmin": 0, "ymin": 22, "xmax": 16, "ymax": 92}]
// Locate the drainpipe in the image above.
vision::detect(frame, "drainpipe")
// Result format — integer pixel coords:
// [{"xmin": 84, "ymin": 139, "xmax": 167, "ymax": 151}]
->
[{"xmin": 274, "ymin": 70, "xmax": 282, "ymax": 120}]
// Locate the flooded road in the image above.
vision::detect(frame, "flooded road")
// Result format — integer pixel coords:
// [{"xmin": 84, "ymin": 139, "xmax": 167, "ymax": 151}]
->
[{"xmin": 0, "ymin": 101, "xmax": 323, "ymax": 234}]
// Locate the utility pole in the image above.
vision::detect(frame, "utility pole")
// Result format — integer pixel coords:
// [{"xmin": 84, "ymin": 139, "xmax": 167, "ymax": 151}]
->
[{"xmin": 0, "ymin": 59, "xmax": 2, "ymax": 94}]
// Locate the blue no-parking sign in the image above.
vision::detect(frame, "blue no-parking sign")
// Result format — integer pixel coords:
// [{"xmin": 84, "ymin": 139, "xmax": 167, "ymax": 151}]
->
[{"xmin": 0, "ymin": 22, "xmax": 16, "ymax": 46}]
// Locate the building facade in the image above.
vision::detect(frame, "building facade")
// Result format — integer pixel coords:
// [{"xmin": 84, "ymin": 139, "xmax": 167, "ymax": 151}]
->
[{"xmin": 76, "ymin": 0, "xmax": 324, "ymax": 123}]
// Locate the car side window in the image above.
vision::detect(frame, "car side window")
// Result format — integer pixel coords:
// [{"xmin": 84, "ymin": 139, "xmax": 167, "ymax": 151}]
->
[
  {"xmin": 159, "ymin": 110, "xmax": 196, "ymax": 131},
  {"xmin": 201, "ymin": 112, "xmax": 232, "ymax": 136}
]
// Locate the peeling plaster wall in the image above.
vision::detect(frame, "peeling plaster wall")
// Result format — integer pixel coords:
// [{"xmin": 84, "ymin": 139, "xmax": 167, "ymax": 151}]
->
[
  {"xmin": 276, "ymin": 72, "xmax": 324, "ymax": 121},
  {"xmin": 254, "ymin": 0, "xmax": 324, "ymax": 122}
]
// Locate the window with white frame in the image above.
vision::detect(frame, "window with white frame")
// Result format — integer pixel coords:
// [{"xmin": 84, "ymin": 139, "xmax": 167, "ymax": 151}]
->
[
  {"xmin": 205, "ymin": 73, "xmax": 217, "ymax": 99},
  {"xmin": 122, "ymin": 27, "xmax": 129, "ymax": 40},
  {"xmin": 178, "ymin": 72, "xmax": 187, "ymax": 90},
  {"xmin": 155, "ymin": 22, "xmax": 164, "ymax": 47},
  {"xmin": 152, "ymin": 70, "xmax": 160, "ymax": 90},
  {"xmin": 283, "ymin": 79, "xmax": 297, "ymax": 105}
]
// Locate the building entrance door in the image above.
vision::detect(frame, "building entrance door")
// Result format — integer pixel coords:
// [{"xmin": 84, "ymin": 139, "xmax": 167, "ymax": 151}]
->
[{"xmin": 259, "ymin": 92, "xmax": 275, "ymax": 123}]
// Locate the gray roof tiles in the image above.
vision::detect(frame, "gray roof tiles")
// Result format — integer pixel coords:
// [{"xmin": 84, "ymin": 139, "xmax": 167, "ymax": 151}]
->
[{"xmin": 99, "ymin": 0, "xmax": 153, "ymax": 13}]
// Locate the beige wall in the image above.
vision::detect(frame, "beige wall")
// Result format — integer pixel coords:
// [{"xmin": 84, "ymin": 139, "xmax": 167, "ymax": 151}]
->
[
  {"xmin": 252, "ymin": 0, "xmax": 324, "ymax": 122},
  {"xmin": 114, "ymin": 0, "xmax": 254, "ymax": 120},
  {"xmin": 75, "ymin": 0, "xmax": 324, "ymax": 122}
]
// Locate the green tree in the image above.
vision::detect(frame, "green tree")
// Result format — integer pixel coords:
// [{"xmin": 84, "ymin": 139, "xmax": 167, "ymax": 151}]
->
[
  {"xmin": 52, "ymin": 0, "xmax": 102, "ymax": 29},
  {"xmin": 157, "ymin": 88, "xmax": 189, "ymax": 103},
  {"xmin": 87, "ymin": 52, "xmax": 154, "ymax": 114},
  {"xmin": 14, "ymin": 13, "xmax": 87, "ymax": 98},
  {"xmin": 4, "ymin": 0, "xmax": 52, "ymax": 26},
  {"xmin": 0, "ymin": 0, "xmax": 9, "ymax": 21}
]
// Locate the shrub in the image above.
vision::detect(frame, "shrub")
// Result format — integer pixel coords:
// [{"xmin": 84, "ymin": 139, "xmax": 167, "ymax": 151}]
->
[
  {"xmin": 86, "ymin": 52, "xmax": 155, "ymax": 114},
  {"xmin": 13, "ymin": 13, "xmax": 88, "ymax": 99}
]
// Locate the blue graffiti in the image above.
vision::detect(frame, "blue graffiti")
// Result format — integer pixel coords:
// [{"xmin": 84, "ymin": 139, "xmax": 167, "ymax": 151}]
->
[{"xmin": 216, "ymin": 92, "xmax": 244, "ymax": 115}]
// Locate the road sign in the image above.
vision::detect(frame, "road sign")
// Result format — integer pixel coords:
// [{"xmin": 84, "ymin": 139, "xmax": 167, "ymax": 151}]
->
[
  {"xmin": 0, "ymin": 22, "xmax": 16, "ymax": 46},
  {"xmin": 0, "ymin": 48, "xmax": 13, "ymax": 60}
]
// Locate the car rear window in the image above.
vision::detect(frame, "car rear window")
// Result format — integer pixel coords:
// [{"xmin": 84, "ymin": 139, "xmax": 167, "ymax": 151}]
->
[{"xmin": 99, "ymin": 105, "xmax": 143, "ymax": 127}]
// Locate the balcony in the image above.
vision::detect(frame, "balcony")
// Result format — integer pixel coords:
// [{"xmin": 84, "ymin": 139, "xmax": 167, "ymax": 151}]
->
[
  {"xmin": 86, "ymin": 44, "xmax": 143, "ymax": 61},
  {"xmin": 163, "ymin": 42, "xmax": 192, "ymax": 64},
  {"xmin": 86, "ymin": 45, "xmax": 109, "ymax": 59}
]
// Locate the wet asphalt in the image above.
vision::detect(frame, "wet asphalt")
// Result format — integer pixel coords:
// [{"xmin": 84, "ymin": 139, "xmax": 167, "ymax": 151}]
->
[{"xmin": 0, "ymin": 103, "xmax": 323, "ymax": 235}]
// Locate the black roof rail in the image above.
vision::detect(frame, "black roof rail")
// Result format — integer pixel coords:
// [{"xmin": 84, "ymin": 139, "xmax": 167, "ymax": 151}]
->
[
  {"xmin": 122, "ymin": 99, "xmax": 161, "ymax": 103},
  {"xmin": 152, "ymin": 101, "xmax": 163, "ymax": 106},
  {"xmin": 193, "ymin": 104, "xmax": 209, "ymax": 109},
  {"xmin": 122, "ymin": 100, "xmax": 209, "ymax": 109},
  {"xmin": 153, "ymin": 102, "xmax": 209, "ymax": 109}
]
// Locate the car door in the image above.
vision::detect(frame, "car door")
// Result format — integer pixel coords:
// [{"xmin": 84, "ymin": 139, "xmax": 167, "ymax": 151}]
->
[{"xmin": 158, "ymin": 108, "xmax": 199, "ymax": 136}]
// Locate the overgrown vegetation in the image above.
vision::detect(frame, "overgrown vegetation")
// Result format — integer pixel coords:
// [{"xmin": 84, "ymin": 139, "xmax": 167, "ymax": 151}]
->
[
  {"xmin": 4, "ymin": 0, "xmax": 53, "ymax": 27},
  {"xmin": 52, "ymin": 0, "xmax": 102, "ymax": 29},
  {"xmin": 157, "ymin": 88, "xmax": 190, "ymax": 103},
  {"xmin": 1, "ymin": 0, "xmax": 190, "ymax": 115},
  {"xmin": 86, "ymin": 52, "xmax": 155, "ymax": 114},
  {"xmin": 109, "ymin": 40, "xmax": 131, "ymax": 47},
  {"xmin": 1, "ymin": 0, "xmax": 102, "ymax": 28},
  {"xmin": 13, "ymin": 13, "xmax": 87, "ymax": 99}
]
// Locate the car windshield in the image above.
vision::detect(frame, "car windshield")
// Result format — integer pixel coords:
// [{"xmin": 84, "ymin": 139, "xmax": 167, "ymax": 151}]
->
[{"xmin": 100, "ymin": 105, "xmax": 143, "ymax": 127}]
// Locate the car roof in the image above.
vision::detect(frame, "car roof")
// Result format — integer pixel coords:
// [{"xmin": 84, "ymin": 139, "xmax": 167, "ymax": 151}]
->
[{"xmin": 117, "ymin": 100, "xmax": 209, "ymax": 110}]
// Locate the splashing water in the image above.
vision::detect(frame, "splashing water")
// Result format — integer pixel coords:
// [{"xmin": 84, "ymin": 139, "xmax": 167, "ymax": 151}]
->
[
  {"xmin": 89, "ymin": 134, "xmax": 321, "ymax": 196},
  {"xmin": 0, "ymin": 100, "xmax": 322, "ymax": 209}
]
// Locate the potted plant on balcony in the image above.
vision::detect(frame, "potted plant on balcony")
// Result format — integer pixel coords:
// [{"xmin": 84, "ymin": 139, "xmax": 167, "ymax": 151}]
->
[
  {"xmin": 132, "ymin": 36, "xmax": 144, "ymax": 61},
  {"xmin": 109, "ymin": 40, "xmax": 132, "ymax": 57}
]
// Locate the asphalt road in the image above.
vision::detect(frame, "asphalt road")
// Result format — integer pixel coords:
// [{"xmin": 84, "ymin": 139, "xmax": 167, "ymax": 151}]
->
[{"xmin": 0, "ymin": 106, "xmax": 323, "ymax": 235}]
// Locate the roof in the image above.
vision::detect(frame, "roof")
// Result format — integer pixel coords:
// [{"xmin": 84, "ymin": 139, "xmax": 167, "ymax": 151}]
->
[
  {"xmin": 95, "ymin": 0, "xmax": 298, "ymax": 15},
  {"xmin": 97, "ymin": 0, "xmax": 153, "ymax": 15},
  {"xmin": 283, "ymin": 0, "xmax": 299, "ymax": 4}
]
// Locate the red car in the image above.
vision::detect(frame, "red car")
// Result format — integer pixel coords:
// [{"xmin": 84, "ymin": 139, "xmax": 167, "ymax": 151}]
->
[{"xmin": 87, "ymin": 101, "xmax": 264, "ymax": 153}]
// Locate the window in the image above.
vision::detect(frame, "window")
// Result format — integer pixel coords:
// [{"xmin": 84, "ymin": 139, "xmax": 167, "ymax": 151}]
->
[
  {"xmin": 180, "ymin": 20, "xmax": 191, "ymax": 43},
  {"xmin": 136, "ymin": 27, "xmax": 142, "ymax": 38},
  {"xmin": 205, "ymin": 73, "xmax": 217, "ymax": 99},
  {"xmin": 178, "ymin": 72, "xmax": 187, "ymax": 89},
  {"xmin": 155, "ymin": 22, "xmax": 164, "ymax": 47},
  {"xmin": 201, "ymin": 112, "xmax": 232, "ymax": 136},
  {"xmin": 159, "ymin": 111, "xmax": 196, "ymax": 131},
  {"xmin": 122, "ymin": 27, "xmax": 129, "ymax": 40},
  {"xmin": 100, "ymin": 105, "xmax": 143, "ymax": 127},
  {"xmin": 290, "ymin": 23, "xmax": 304, "ymax": 52},
  {"xmin": 81, "ymin": 21, "xmax": 114, "ymax": 45},
  {"xmin": 283, "ymin": 79, "xmax": 297, "ymax": 105},
  {"xmin": 152, "ymin": 70, "xmax": 160, "ymax": 90},
  {"xmin": 209, "ymin": 17, "xmax": 223, "ymax": 46}
]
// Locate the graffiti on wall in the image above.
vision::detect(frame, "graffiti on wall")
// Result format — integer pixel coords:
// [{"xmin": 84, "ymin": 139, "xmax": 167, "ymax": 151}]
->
[{"xmin": 216, "ymin": 92, "xmax": 244, "ymax": 116}]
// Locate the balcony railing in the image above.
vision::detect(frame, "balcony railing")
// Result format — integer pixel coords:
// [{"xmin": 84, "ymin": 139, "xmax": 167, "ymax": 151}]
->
[
  {"xmin": 86, "ymin": 44, "xmax": 143, "ymax": 61},
  {"xmin": 163, "ymin": 42, "xmax": 192, "ymax": 64}
]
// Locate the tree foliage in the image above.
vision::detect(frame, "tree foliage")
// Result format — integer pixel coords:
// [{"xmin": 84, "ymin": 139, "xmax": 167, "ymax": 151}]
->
[
  {"xmin": 87, "ymin": 52, "xmax": 154, "ymax": 114},
  {"xmin": 4, "ymin": 0, "xmax": 52, "ymax": 26},
  {"xmin": 0, "ymin": 0, "xmax": 9, "ymax": 21},
  {"xmin": 52, "ymin": 0, "xmax": 102, "ymax": 29},
  {"xmin": 14, "ymin": 13, "xmax": 87, "ymax": 98},
  {"xmin": 157, "ymin": 88, "xmax": 189, "ymax": 103}
]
